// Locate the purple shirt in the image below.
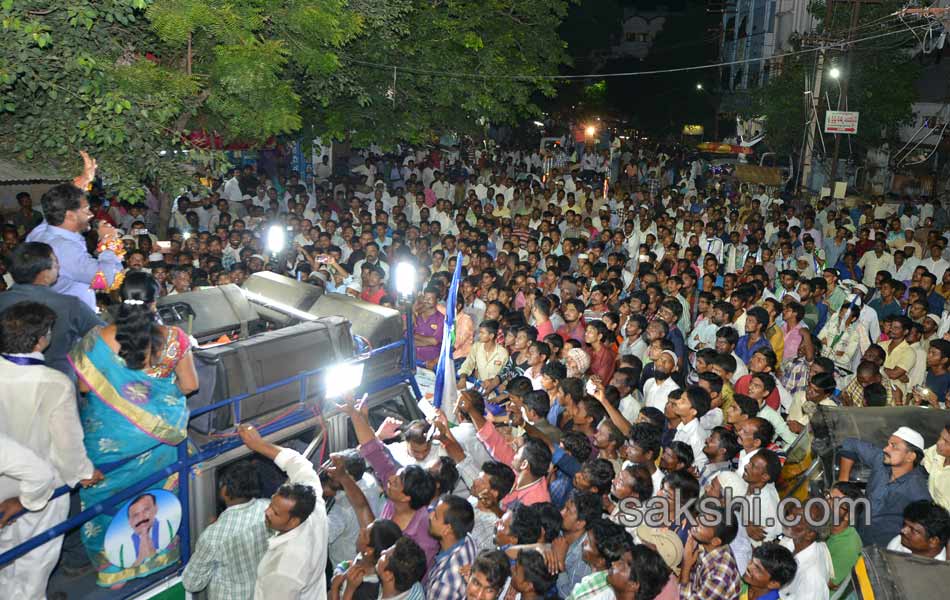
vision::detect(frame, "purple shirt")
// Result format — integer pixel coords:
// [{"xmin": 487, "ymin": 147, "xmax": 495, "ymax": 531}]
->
[
  {"xmin": 414, "ymin": 310, "xmax": 445, "ymax": 362},
  {"xmin": 359, "ymin": 438, "xmax": 439, "ymax": 567}
]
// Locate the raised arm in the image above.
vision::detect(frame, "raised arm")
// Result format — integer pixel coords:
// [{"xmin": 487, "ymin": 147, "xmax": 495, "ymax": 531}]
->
[
  {"xmin": 238, "ymin": 424, "xmax": 321, "ymax": 492},
  {"xmin": 327, "ymin": 453, "xmax": 376, "ymax": 529}
]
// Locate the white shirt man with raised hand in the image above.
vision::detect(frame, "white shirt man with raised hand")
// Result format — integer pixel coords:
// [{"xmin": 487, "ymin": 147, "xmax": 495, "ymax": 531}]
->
[{"xmin": 238, "ymin": 424, "xmax": 329, "ymax": 600}]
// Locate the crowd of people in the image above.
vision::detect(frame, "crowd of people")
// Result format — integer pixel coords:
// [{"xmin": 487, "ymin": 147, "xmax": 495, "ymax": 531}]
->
[{"xmin": 1, "ymin": 138, "xmax": 950, "ymax": 600}]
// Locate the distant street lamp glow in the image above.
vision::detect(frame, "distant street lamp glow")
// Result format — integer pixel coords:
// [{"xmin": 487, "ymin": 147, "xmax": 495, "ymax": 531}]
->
[
  {"xmin": 585, "ymin": 125, "xmax": 596, "ymax": 137},
  {"xmin": 696, "ymin": 83, "xmax": 703, "ymax": 90},
  {"xmin": 829, "ymin": 67, "xmax": 841, "ymax": 79}
]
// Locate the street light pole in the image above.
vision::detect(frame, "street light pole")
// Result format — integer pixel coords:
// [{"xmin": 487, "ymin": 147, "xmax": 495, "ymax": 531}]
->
[{"xmin": 830, "ymin": 0, "xmax": 863, "ymax": 183}]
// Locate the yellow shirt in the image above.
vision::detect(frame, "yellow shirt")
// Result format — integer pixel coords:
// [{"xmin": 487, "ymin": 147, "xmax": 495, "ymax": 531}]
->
[
  {"xmin": 883, "ymin": 340, "xmax": 915, "ymax": 393},
  {"xmin": 923, "ymin": 444, "xmax": 950, "ymax": 512},
  {"xmin": 767, "ymin": 325, "xmax": 784, "ymax": 363}
]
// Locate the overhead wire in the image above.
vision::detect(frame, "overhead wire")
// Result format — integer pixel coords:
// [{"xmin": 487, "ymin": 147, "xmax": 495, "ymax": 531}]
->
[{"xmin": 339, "ymin": 20, "xmax": 934, "ymax": 82}]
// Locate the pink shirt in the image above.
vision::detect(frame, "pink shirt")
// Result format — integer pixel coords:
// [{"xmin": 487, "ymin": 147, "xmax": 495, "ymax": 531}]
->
[
  {"xmin": 535, "ymin": 319, "xmax": 555, "ymax": 341},
  {"xmin": 476, "ymin": 421, "xmax": 551, "ymax": 508},
  {"xmin": 453, "ymin": 311, "xmax": 474, "ymax": 359}
]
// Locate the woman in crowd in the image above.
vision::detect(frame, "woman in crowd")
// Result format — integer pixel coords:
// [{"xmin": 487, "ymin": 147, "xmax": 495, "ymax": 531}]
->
[{"xmin": 71, "ymin": 272, "xmax": 198, "ymax": 588}]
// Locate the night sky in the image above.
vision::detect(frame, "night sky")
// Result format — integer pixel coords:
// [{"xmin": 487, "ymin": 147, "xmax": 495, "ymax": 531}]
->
[{"xmin": 550, "ymin": 0, "xmax": 721, "ymax": 135}]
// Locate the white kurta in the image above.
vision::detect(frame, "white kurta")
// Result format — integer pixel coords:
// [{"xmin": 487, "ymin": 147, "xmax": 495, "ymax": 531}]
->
[{"xmin": 0, "ymin": 434, "xmax": 62, "ymax": 600}]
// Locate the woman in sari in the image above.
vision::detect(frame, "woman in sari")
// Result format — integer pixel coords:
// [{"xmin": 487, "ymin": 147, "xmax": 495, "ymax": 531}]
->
[{"xmin": 70, "ymin": 272, "xmax": 198, "ymax": 588}]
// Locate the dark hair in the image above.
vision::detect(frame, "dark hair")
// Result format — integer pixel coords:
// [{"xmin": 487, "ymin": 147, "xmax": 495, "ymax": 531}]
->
[
  {"xmin": 627, "ymin": 544, "xmax": 672, "ymax": 600},
  {"xmin": 716, "ymin": 326, "xmax": 739, "ymax": 346},
  {"xmin": 115, "ymin": 271, "xmax": 163, "ymax": 370},
  {"xmin": 684, "ymin": 385, "xmax": 712, "ymax": 418},
  {"xmin": 637, "ymin": 407, "xmax": 666, "ymax": 430},
  {"xmin": 482, "ymin": 460, "xmax": 516, "ymax": 498},
  {"xmin": 520, "ymin": 437, "xmax": 552, "ymax": 478},
  {"xmin": 9, "ymin": 242, "xmax": 55, "ymax": 284},
  {"xmin": 746, "ymin": 306, "xmax": 770, "ymax": 328},
  {"xmin": 751, "ymin": 371, "xmax": 777, "ymax": 395},
  {"xmin": 668, "ymin": 441, "xmax": 695, "ymax": 469},
  {"xmin": 386, "ymin": 537, "xmax": 428, "ymax": 592},
  {"xmin": 661, "ymin": 470, "xmax": 700, "ymax": 505},
  {"xmin": 622, "ymin": 464, "xmax": 655, "ymax": 500},
  {"xmin": 700, "ymin": 503, "xmax": 739, "ymax": 545},
  {"xmin": 748, "ymin": 417, "xmax": 775, "ymax": 447},
  {"xmin": 40, "ymin": 183, "xmax": 84, "ymax": 226},
  {"xmin": 863, "ymin": 382, "xmax": 887, "ymax": 406},
  {"xmin": 571, "ymin": 490, "xmax": 605, "ymax": 527},
  {"xmin": 628, "ymin": 423, "xmax": 662, "ymax": 459},
  {"xmin": 509, "ymin": 502, "xmax": 543, "ymax": 544},
  {"xmin": 904, "ymin": 500, "xmax": 950, "ymax": 546},
  {"xmin": 811, "ymin": 371, "xmax": 837, "ymax": 394},
  {"xmin": 713, "ymin": 352, "xmax": 738, "ymax": 374},
  {"xmin": 516, "ymin": 549, "xmax": 557, "ymax": 595},
  {"xmin": 541, "ymin": 360, "xmax": 567, "ymax": 381},
  {"xmin": 534, "ymin": 502, "xmax": 563, "ymax": 542},
  {"xmin": 219, "ymin": 460, "xmax": 262, "ymax": 500},
  {"xmin": 479, "ymin": 319, "xmax": 500, "ymax": 336},
  {"xmin": 732, "ymin": 394, "xmax": 759, "ymax": 418},
  {"xmin": 711, "ymin": 427, "xmax": 741, "ymax": 461},
  {"xmin": 458, "ymin": 389, "xmax": 486, "ymax": 422},
  {"xmin": 589, "ymin": 518, "xmax": 634, "ymax": 565},
  {"xmin": 0, "ymin": 301, "xmax": 56, "ymax": 354},
  {"xmin": 754, "ymin": 347, "xmax": 779, "ymax": 371},
  {"xmin": 274, "ymin": 482, "xmax": 317, "ymax": 524},
  {"xmin": 367, "ymin": 519, "xmax": 403, "ymax": 559},
  {"xmin": 471, "ymin": 550, "xmax": 511, "ymax": 592},
  {"xmin": 698, "ymin": 371, "xmax": 724, "ymax": 395},
  {"xmin": 752, "ymin": 542, "xmax": 798, "ymax": 587},
  {"xmin": 403, "ymin": 420, "xmax": 432, "ymax": 444},
  {"xmin": 523, "ymin": 390, "xmax": 551, "ymax": 418},
  {"xmin": 440, "ymin": 494, "xmax": 475, "ymax": 538},
  {"xmin": 559, "ymin": 377, "xmax": 585, "ymax": 403},
  {"xmin": 433, "ymin": 456, "xmax": 460, "ymax": 496},
  {"xmin": 582, "ymin": 459, "xmax": 616, "ymax": 496},
  {"xmin": 756, "ymin": 449, "xmax": 783, "ymax": 483},
  {"xmin": 560, "ymin": 431, "xmax": 594, "ymax": 463},
  {"xmin": 128, "ymin": 493, "xmax": 157, "ymax": 517},
  {"xmin": 401, "ymin": 464, "xmax": 437, "ymax": 509}
]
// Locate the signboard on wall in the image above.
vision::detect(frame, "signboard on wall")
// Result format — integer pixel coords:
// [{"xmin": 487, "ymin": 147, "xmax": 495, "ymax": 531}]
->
[{"xmin": 825, "ymin": 111, "xmax": 860, "ymax": 134}]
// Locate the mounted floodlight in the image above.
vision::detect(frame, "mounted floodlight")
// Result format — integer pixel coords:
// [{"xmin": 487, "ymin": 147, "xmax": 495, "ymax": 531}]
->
[
  {"xmin": 325, "ymin": 362, "xmax": 364, "ymax": 399},
  {"xmin": 395, "ymin": 261, "xmax": 417, "ymax": 297},
  {"xmin": 266, "ymin": 224, "xmax": 286, "ymax": 254},
  {"xmin": 696, "ymin": 83, "xmax": 704, "ymax": 90}
]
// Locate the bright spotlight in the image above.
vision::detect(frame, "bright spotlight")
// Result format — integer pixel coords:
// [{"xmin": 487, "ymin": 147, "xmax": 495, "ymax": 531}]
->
[
  {"xmin": 696, "ymin": 83, "xmax": 703, "ymax": 90},
  {"xmin": 182, "ymin": 231, "xmax": 191, "ymax": 240},
  {"xmin": 325, "ymin": 362, "xmax": 364, "ymax": 398},
  {"xmin": 266, "ymin": 224, "xmax": 286, "ymax": 254},
  {"xmin": 533, "ymin": 120, "xmax": 545, "ymax": 128},
  {"xmin": 829, "ymin": 67, "xmax": 841, "ymax": 79},
  {"xmin": 395, "ymin": 262, "xmax": 417, "ymax": 297},
  {"xmin": 585, "ymin": 125, "xmax": 597, "ymax": 137}
]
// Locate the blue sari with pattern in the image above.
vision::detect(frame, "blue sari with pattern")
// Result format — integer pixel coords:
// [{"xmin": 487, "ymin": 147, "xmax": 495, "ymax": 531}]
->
[{"xmin": 70, "ymin": 327, "xmax": 189, "ymax": 588}]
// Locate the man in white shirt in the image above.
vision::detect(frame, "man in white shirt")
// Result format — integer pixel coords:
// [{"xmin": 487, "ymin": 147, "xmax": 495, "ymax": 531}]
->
[
  {"xmin": 642, "ymin": 350, "xmax": 681, "ymax": 411},
  {"xmin": 237, "ymin": 424, "xmax": 328, "ymax": 600},
  {"xmin": 0, "ymin": 302, "xmax": 100, "ymax": 599},
  {"xmin": 671, "ymin": 386, "xmax": 712, "ymax": 471},
  {"xmin": 884, "ymin": 499, "xmax": 949, "ymax": 560},
  {"xmin": 778, "ymin": 502, "xmax": 834, "ymax": 600},
  {"xmin": 922, "ymin": 243, "xmax": 950, "ymax": 279},
  {"xmin": 0, "ymin": 435, "xmax": 61, "ymax": 599},
  {"xmin": 741, "ymin": 450, "xmax": 783, "ymax": 546},
  {"xmin": 222, "ymin": 166, "xmax": 244, "ymax": 212}
]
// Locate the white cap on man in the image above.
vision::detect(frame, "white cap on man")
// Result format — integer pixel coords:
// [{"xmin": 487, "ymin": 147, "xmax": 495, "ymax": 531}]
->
[{"xmin": 893, "ymin": 426, "xmax": 925, "ymax": 450}]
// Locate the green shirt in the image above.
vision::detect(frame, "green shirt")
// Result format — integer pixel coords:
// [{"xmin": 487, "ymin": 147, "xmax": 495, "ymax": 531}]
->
[{"xmin": 826, "ymin": 526, "xmax": 863, "ymax": 587}]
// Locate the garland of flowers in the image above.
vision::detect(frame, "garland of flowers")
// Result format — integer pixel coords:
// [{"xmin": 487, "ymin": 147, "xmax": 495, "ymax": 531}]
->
[{"xmin": 91, "ymin": 237, "xmax": 127, "ymax": 292}]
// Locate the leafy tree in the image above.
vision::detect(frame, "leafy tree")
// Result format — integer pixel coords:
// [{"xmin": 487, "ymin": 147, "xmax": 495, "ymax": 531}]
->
[
  {"xmin": 751, "ymin": 0, "xmax": 920, "ymax": 156},
  {"xmin": 0, "ymin": 0, "xmax": 571, "ymax": 199}
]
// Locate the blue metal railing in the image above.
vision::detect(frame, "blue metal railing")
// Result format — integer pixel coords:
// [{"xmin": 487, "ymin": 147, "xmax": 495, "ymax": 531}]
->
[{"xmin": 0, "ymin": 325, "xmax": 420, "ymax": 592}]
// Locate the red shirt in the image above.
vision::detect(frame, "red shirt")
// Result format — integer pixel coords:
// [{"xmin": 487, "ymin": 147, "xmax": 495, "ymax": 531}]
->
[
  {"xmin": 360, "ymin": 287, "xmax": 386, "ymax": 305},
  {"xmin": 587, "ymin": 344, "xmax": 617, "ymax": 384},
  {"xmin": 734, "ymin": 374, "xmax": 780, "ymax": 411}
]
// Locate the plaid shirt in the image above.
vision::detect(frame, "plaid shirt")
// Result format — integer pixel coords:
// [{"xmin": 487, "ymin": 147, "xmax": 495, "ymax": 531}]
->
[
  {"xmin": 679, "ymin": 544, "xmax": 741, "ymax": 600},
  {"xmin": 423, "ymin": 534, "xmax": 478, "ymax": 600},
  {"xmin": 181, "ymin": 499, "xmax": 269, "ymax": 600}
]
